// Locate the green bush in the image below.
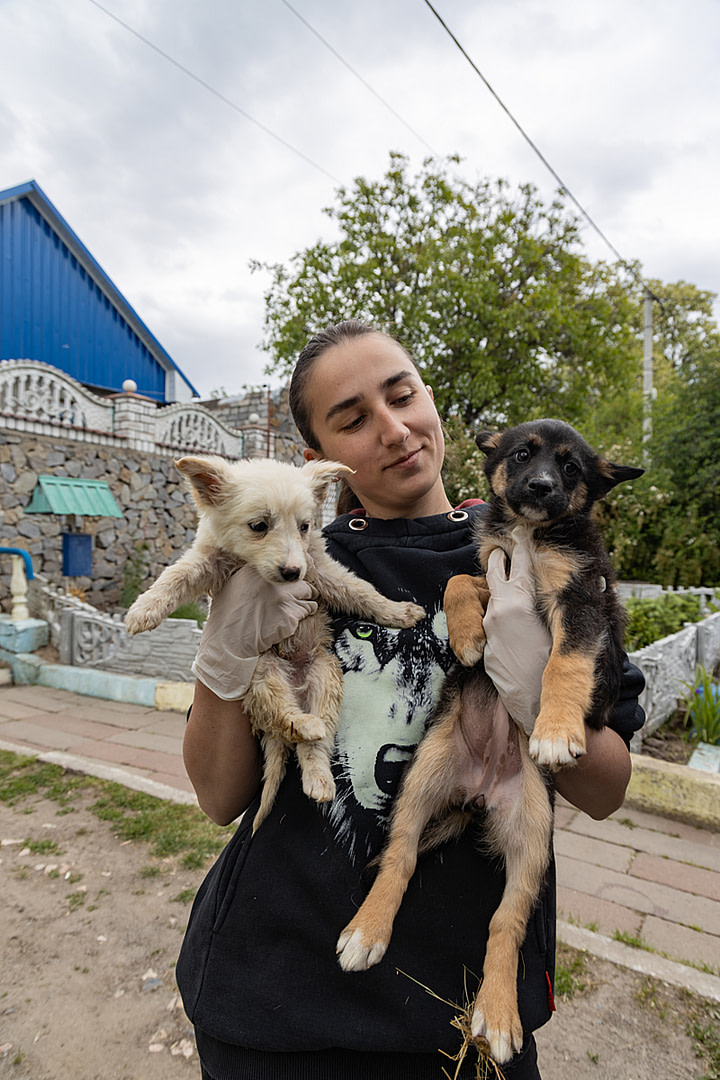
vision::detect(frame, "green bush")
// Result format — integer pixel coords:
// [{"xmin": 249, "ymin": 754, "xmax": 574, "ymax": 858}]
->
[
  {"xmin": 120, "ymin": 539, "xmax": 150, "ymax": 609},
  {"xmin": 623, "ymin": 593, "xmax": 706, "ymax": 651},
  {"xmin": 169, "ymin": 601, "xmax": 207, "ymax": 627},
  {"xmin": 681, "ymin": 666, "xmax": 720, "ymax": 745}
]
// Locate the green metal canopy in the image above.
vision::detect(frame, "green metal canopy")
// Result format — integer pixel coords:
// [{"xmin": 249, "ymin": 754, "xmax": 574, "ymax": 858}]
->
[{"xmin": 25, "ymin": 476, "xmax": 123, "ymax": 518}]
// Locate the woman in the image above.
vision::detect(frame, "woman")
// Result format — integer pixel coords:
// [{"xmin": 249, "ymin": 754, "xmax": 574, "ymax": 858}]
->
[{"xmin": 177, "ymin": 321, "xmax": 644, "ymax": 1079}]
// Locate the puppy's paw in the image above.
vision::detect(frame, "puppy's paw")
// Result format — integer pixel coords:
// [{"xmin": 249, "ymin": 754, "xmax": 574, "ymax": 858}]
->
[
  {"xmin": 336, "ymin": 925, "xmax": 388, "ymax": 972},
  {"xmin": 448, "ymin": 630, "xmax": 485, "ymax": 667},
  {"xmin": 470, "ymin": 993, "xmax": 524, "ymax": 1066},
  {"xmin": 377, "ymin": 601, "xmax": 426, "ymax": 629},
  {"xmin": 302, "ymin": 770, "xmax": 336, "ymax": 804},
  {"xmin": 529, "ymin": 712, "xmax": 586, "ymax": 768},
  {"xmin": 125, "ymin": 602, "xmax": 162, "ymax": 635},
  {"xmin": 288, "ymin": 714, "xmax": 327, "ymax": 742}
]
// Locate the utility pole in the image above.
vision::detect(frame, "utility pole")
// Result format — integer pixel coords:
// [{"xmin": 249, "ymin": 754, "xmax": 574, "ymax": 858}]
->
[{"xmin": 642, "ymin": 287, "xmax": 654, "ymax": 464}]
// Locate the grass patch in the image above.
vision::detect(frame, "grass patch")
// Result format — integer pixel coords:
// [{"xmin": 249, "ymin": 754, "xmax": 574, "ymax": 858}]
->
[
  {"xmin": 613, "ymin": 929, "xmax": 646, "ymax": 949},
  {"xmin": 0, "ymin": 750, "xmax": 233, "ymax": 869},
  {"xmin": 689, "ymin": 1004, "xmax": 720, "ymax": 1079},
  {"xmin": 171, "ymin": 887, "xmax": 197, "ymax": 905},
  {"xmin": 554, "ymin": 944, "xmax": 594, "ymax": 1000},
  {"xmin": 22, "ymin": 836, "xmax": 62, "ymax": 856}
]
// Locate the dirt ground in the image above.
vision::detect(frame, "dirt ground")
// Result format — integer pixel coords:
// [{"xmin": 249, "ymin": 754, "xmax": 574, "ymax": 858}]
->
[{"xmin": 0, "ymin": 787, "xmax": 713, "ymax": 1080}]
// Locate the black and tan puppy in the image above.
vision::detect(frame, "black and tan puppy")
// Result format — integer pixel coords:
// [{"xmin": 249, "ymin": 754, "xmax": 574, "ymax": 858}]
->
[
  {"xmin": 337, "ymin": 420, "xmax": 643, "ymax": 1065},
  {"xmin": 448, "ymin": 418, "xmax": 645, "ymax": 767}
]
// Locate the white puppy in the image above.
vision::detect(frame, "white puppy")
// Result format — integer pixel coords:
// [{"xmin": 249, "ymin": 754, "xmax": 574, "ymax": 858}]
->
[{"xmin": 126, "ymin": 456, "xmax": 425, "ymax": 828}]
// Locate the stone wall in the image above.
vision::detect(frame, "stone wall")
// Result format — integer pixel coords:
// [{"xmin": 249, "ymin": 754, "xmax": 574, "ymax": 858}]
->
[
  {"xmin": 0, "ymin": 361, "xmax": 307, "ymax": 615},
  {"xmin": 0, "ymin": 429, "xmax": 199, "ymax": 611}
]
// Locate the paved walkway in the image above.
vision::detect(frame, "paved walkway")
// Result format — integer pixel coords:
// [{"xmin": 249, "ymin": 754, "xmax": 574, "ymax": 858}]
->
[{"xmin": 1, "ymin": 682, "xmax": 719, "ymax": 1002}]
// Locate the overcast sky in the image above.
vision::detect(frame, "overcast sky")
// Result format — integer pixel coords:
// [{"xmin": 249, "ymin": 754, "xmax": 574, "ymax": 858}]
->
[{"xmin": 1, "ymin": 0, "xmax": 718, "ymax": 399}]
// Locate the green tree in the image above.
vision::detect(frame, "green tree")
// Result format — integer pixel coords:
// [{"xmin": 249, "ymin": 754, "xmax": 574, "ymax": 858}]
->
[
  {"xmin": 254, "ymin": 154, "xmax": 642, "ymax": 435},
  {"xmin": 596, "ymin": 283, "xmax": 720, "ymax": 585}
]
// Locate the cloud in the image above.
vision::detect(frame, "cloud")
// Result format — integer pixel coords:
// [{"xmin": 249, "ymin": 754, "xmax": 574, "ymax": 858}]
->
[{"xmin": 1, "ymin": 0, "xmax": 718, "ymax": 397}]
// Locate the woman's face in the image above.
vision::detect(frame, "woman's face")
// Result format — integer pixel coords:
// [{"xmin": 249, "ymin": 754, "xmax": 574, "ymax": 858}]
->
[{"xmin": 302, "ymin": 333, "xmax": 451, "ymax": 519}]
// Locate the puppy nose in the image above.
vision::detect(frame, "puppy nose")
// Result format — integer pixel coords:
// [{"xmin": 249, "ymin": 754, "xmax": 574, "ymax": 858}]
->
[
  {"xmin": 281, "ymin": 567, "xmax": 301, "ymax": 582},
  {"xmin": 527, "ymin": 477, "xmax": 554, "ymax": 496}
]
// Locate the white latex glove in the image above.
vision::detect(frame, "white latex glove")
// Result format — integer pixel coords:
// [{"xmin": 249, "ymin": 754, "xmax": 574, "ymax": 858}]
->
[
  {"xmin": 192, "ymin": 564, "xmax": 318, "ymax": 701},
  {"xmin": 482, "ymin": 530, "xmax": 552, "ymax": 736}
]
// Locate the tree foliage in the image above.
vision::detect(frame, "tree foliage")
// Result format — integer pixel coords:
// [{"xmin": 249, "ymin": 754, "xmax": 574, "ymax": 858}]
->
[
  {"xmin": 253, "ymin": 154, "xmax": 720, "ymax": 584},
  {"xmin": 254, "ymin": 154, "xmax": 641, "ymax": 432}
]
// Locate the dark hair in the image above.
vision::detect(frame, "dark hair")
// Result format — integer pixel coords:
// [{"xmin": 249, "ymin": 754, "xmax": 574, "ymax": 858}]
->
[
  {"xmin": 289, "ymin": 321, "xmax": 420, "ymax": 516},
  {"xmin": 289, "ymin": 320, "xmax": 418, "ymax": 450}
]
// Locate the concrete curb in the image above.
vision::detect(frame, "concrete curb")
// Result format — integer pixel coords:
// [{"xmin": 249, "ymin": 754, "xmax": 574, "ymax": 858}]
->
[
  {"xmin": 0, "ymin": 737, "xmax": 198, "ymax": 806},
  {"xmin": 626, "ymin": 753, "xmax": 720, "ymax": 831},
  {"xmin": 2, "ymin": 651, "xmax": 194, "ymax": 713},
  {"xmin": 558, "ymin": 920, "xmax": 720, "ymax": 1003}
]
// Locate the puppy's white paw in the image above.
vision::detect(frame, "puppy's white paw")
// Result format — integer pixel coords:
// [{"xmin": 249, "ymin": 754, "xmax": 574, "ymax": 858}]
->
[
  {"xmin": 302, "ymin": 771, "xmax": 336, "ymax": 804},
  {"xmin": 125, "ymin": 605, "xmax": 161, "ymax": 635},
  {"xmin": 336, "ymin": 926, "xmax": 388, "ymax": 972},
  {"xmin": 287, "ymin": 714, "xmax": 327, "ymax": 742},
  {"xmin": 529, "ymin": 735, "xmax": 584, "ymax": 768},
  {"xmin": 452, "ymin": 640, "xmax": 485, "ymax": 667},
  {"xmin": 470, "ymin": 1000, "xmax": 523, "ymax": 1065},
  {"xmin": 377, "ymin": 601, "xmax": 426, "ymax": 629}
]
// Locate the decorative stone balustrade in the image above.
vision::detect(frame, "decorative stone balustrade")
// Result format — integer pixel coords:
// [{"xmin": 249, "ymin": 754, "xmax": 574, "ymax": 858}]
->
[{"xmin": 0, "ymin": 359, "xmax": 267, "ymax": 458}]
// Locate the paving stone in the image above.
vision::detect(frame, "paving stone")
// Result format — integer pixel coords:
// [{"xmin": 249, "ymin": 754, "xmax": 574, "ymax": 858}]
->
[
  {"xmin": 556, "ymin": 886, "xmax": 643, "ymax": 937},
  {"xmin": 557, "ymin": 853, "xmax": 720, "ymax": 930},
  {"xmin": 140, "ymin": 715, "xmax": 186, "ymax": 739},
  {"xmin": 0, "ymin": 699, "xmax": 54, "ymax": 721},
  {"xmin": 553, "ymin": 829, "xmax": 635, "ymax": 873},
  {"xmin": 65, "ymin": 740, "xmax": 181, "ymax": 775},
  {"xmin": 568, "ymin": 814, "xmax": 720, "ymax": 873},
  {"xmin": 62, "ymin": 702, "xmax": 162, "ymax": 730},
  {"xmin": 0, "ymin": 686, "xmax": 77, "ymax": 711},
  {"xmin": 641, "ymin": 914, "xmax": 720, "ymax": 970},
  {"xmin": 0, "ymin": 719, "xmax": 79, "ymax": 752},
  {"xmin": 629, "ymin": 851, "xmax": 720, "ymax": 901},
  {"xmin": 18, "ymin": 713, "xmax": 123, "ymax": 743},
  {"xmin": 107, "ymin": 730, "xmax": 186, "ymax": 755},
  {"xmin": 609, "ymin": 803, "xmax": 720, "ymax": 849}
]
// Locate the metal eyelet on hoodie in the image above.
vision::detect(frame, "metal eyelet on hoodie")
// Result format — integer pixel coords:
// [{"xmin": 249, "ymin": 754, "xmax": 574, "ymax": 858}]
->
[
  {"xmin": 447, "ymin": 510, "xmax": 469, "ymax": 522},
  {"xmin": 348, "ymin": 517, "xmax": 369, "ymax": 531}
]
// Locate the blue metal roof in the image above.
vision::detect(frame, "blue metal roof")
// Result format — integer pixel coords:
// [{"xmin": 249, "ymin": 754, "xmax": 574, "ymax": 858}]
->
[{"xmin": 0, "ymin": 180, "xmax": 199, "ymax": 403}]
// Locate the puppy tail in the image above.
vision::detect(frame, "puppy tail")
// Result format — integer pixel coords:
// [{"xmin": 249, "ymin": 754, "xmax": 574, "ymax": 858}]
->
[{"xmin": 252, "ymin": 735, "xmax": 288, "ymax": 833}]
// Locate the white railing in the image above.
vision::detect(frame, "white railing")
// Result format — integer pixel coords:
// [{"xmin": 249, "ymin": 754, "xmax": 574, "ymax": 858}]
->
[{"xmin": 0, "ymin": 359, "xmax": 268, "ymax": 459}]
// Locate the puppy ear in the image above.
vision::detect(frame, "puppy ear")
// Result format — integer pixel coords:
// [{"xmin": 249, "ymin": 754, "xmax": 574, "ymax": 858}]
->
[
  {"xmin": 175, "ymin": 456, "xmax": 232, "ymax": 508},
  {"xmin": 476, "ymin": 431, "xmax": 502, "ymax": 455},
  {"xmin": 302, "ymin": 459, "xmax": 355, "ymax": 505},
  {"xmin": 594, "ymin": 460, "xmax": 645, "ymax": 496}
]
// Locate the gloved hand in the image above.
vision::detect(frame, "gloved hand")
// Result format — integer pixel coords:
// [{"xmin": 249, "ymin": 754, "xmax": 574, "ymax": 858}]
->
[
  {"xmin": 482, "ymin": 529, "xmax": 552, "ymax": 736},
  {"xmin": 192, "ymin": 564, "xmax": 318, "ymax": 700}
]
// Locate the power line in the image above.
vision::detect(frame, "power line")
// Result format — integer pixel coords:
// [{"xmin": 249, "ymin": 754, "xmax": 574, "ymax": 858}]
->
[
  {"xmin": 278, "ymin": 0, "xmax": 438, "ymax": 156},
  {"xmin": 87, "ymin": 0, "xmax": 342, "ymax": 184},
  {"xmin": 422, "ymin": 0, "xmax": 647, "ymax": 289}
]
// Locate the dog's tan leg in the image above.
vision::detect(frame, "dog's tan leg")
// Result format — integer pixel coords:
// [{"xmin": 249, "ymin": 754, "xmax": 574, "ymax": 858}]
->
[
  {"xmin": 529, "ymin": 647, "xmax": 597, "ymax": 767},
  {"xmin": 294, "ymin": 651, "xmax": 345, "ymax": 804},
  {"xmin": 244, "ymin": 657, "xmax": 328, "ymax": 743},
  {"xmin": 307, "ymin": 545, "xmax": 425, "ymax": 628},
  {"xmin": 253, "ymin": 735, "xmax": 289, "ymax": 832},
  {"xmin": 471, "ymin": 739, "xmax": 552, "ymax": 1064},
  {"xmin": 444, "ymin": 574, "xmax": 490, "ymax": 665},
  {"xmin": 337, "ymin": 702, "xmax": 461, "ymax": 972}
]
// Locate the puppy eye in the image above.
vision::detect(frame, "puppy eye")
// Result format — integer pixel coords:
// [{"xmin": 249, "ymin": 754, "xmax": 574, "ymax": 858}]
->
[
  {"xmin": 514, "ymin": 448, "xmax": 530, "ymax": 463},
  {"xmin": 563, "ymin": 461, "xmax": 580, "ymax": 477},
  {"xmin": 298, "ymin": 522, "xmax": 311, "ymax": 534},
  {"xmin": 248, "ymin": 521, "xmax": 269, "ymax": 534}
]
